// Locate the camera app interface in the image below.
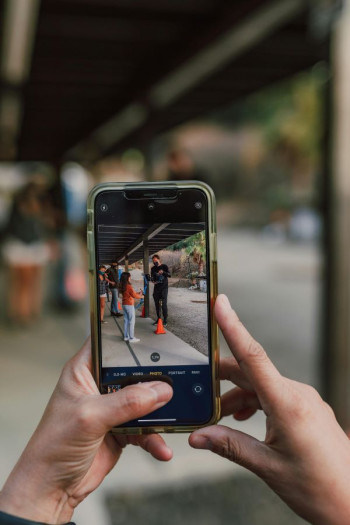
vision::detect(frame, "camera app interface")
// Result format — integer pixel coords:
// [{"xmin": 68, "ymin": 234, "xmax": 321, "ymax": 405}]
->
[{"xmin": 96, "ymin": 213, "xmax": 213, "ymax": 427}]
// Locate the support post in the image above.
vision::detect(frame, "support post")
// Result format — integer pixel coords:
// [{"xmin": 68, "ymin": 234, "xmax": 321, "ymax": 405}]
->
[
  {"xmin": 143, "ymin": 239, "xmax": 150, "ymax": 317},
  {"xmin": 125, "ymin": 256, "xmax": 129, "ymax": 272},
  {"xmin": 324, "ymin": 2, "xmax": 350, "ymax": 428}
]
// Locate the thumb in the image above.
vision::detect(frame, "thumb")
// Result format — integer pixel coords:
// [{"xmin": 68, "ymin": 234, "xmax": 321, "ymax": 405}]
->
[
  {"xmin": 89, "ymin": 381, "xmax": 173, "ymax": 433},
  {"xmin": 189, "ymin": 425, "xmax": 270, "ymax": 477}
]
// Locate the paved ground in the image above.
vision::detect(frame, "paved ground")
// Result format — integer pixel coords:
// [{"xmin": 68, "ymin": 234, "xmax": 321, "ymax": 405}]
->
[
  {"xmin": 107, "ymin": 474, "xmax": 303, "ymax": 525},
  {"xmin": 0, "ymin": 230, "xmax": 320, "ymax": 525},
  {"xmin": 218, "ymin": 230, "xmax": 320, "ymax": 388},
  {"xmin": 102, "ymin": 313, "xmax": 208, "ymax": 367}
]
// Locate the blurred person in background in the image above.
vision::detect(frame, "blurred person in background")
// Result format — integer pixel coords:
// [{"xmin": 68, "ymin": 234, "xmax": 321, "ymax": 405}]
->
[
  {"xmin": 167, "ymin": 147, "xmax": 208, "ymax": 184},
  {"xmin": 1, "ymin": 181, "xmax": 53, "ymax": 326},
  {"xmin": 167, "ymin": 148, "xmax": 194, "ymax": 180}
]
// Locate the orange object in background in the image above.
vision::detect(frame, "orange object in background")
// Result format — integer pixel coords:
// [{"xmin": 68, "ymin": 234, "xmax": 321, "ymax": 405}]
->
[
  {"xmin": 65, "ymin": 268, "xmax": 87, "ymax": 301},
  {"xmin": 154, "ymin": 318, "xmax": 166, "ymax": 334}
]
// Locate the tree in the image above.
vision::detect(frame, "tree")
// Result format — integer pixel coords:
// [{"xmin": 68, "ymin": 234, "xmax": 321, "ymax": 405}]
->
[
  {"xmin": 168, "ymin": 230, "xmax": 206, "ymax": 275},
  {"xmin": 184, "ymin": 231, "xmax": 206, "ymax": 275}
]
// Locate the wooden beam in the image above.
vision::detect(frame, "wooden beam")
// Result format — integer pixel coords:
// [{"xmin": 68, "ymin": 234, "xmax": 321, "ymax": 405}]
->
[
  {"xmin": 117, "ymin": 223, "xmax": 170, "ymax": 263},
  {"xmin": 143, "ymin": 239, "xmax": 150, "ymax": 318},
  {"xmin": 324, "ymin": 1, "xmax": 350, "ymax": 427}
]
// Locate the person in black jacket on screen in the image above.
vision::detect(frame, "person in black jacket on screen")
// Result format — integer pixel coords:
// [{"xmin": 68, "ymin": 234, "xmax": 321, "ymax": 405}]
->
[{"xmin": 150, "ymin": 254, "xmax": 171, "ymax": 327}]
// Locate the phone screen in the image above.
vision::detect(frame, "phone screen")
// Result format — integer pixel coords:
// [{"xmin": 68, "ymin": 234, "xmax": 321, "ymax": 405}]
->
[{"xmin": 94, "ymin": 187, "xmax": 214, "ymax": 428}]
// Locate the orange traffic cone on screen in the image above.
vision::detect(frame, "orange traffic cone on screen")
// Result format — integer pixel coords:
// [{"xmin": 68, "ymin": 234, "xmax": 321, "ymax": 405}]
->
[
  {"xmin": 141, "ymin": 306, "xmax": 145, "ymax": 318},
  {"xmin": 154, "ymin": 318, "xmax": 166, "ymax": 334}
]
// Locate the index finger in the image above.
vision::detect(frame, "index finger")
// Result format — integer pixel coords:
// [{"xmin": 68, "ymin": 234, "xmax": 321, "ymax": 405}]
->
[
  {"xmin": 220, "ymin": 357, "xmax": 253, "ymax": 391},
  {"xmin": 215, "ymin": 295, "xmax": 283, "ymax": 412}
]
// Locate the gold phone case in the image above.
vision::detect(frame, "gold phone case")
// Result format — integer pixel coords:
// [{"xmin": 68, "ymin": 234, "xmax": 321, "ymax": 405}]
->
[{"xmin": 87, "ymin": 180, "xmax": 220, "ymax": 434}]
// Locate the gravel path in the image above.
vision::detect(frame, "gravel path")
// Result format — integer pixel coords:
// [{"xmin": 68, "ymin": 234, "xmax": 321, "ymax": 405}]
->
[{"xmin": 132, "ymin": 279, "xmax": 209, "ymax": 356}]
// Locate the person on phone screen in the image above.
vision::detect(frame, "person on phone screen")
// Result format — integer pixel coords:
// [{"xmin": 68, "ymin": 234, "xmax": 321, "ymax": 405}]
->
[
  {"xmin": 118, "ymin": 272, "xmax": 143, "ymax": 343},
  {"xmin": 151, "ymin": 254, "xmax": 171, "ymax": 327},
  {"xmin": 1, "ymin": 295, "xmax": 350, "ymax": 525},
  {"xmin": 107, "ymin": 261, "xmax": 123, "ymax": 317},
  {"xmin": 98, "ymin": 265, "xmax": 109, "ymax": 324}
]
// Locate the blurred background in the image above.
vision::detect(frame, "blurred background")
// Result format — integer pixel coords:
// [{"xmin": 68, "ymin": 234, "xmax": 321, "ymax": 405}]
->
[{"xmin": 0, "ymin": 0, "xmax": 349, "ymax": 524}]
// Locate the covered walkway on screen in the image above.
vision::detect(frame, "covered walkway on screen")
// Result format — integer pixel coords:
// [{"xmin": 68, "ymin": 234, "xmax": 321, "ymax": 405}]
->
[{"xmin": 98, "ymin": 221, "xmax": 205, "ymax": 318}]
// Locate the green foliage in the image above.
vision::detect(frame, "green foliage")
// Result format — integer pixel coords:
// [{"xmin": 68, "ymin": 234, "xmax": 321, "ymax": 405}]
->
[
  {"xmin": 220, "ymin": 67, "xmax": 325, "ymax": 165},
  {"xmin": 207, "ymin": 66, "xmax": 326, "ymax": 216},
  {"xmin": 168, "ymin": 231, "xmax": 206, "ymax": 274},
  {"xmin": 168, "ymin": 231, "xmax": 206, "ymax": 261}
]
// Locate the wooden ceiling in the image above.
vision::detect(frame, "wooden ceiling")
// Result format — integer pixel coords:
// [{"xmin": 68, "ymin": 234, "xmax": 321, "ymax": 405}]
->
[
  {"xmin": 0, "ymin": 0, "xmax": 330, "ymax": 161},
  {"xmin": 98, "ymin": 222, "xmax": 205, "ymax": 264}
]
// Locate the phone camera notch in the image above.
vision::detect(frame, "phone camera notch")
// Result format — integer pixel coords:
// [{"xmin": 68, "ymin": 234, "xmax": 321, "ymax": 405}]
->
[
  {"xmin": 194, "ymin": 201, "xmax": 202, "ymax": 210},
  {"xmin": 147, "ymin": 202, "xmax": 155, "ymax": 211},
  {"xmin": 100, "ymin": 203, "xmax": 108, "ymax": 212}
]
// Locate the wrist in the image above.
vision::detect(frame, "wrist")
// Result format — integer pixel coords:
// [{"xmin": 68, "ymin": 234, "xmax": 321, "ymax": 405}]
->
[
  {"xmin": 0, "ymin": 461, "xmax": 73, "ymax": 525},
  {"xmin": 302, "ymin": 483, "xmax": 350, "ymax": 525},
  {"xmin": 317, "ymin": 500, "xmax": 350, "ymax": 525},
  {"xmin": 0, "ymin": 510, "xmax": 75, "ymax": 525},
  {"xmin": 0, "ymin": 489, "xmax": 72, "ymax": 525}
]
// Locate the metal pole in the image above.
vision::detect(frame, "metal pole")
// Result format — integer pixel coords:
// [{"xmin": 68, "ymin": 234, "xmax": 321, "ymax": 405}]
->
[
  {"xmin": 143, "ymin": 239, "xmax": 150, "ymax": 317},
  {"xmin": 325, "ymin": 1, "xmax": 350, "ymax": 428}
]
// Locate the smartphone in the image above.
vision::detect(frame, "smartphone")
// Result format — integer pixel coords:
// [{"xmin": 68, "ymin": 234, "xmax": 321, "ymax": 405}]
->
[{"xmin": 87, "ymin": 181, "xmax": 220, "ymax": 433}]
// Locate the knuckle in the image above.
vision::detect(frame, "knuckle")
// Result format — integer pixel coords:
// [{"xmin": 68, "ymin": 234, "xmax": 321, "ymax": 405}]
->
[
  {"xmin": 296, "ymin": 385, "xmax": 322, "ymax": 415},
  {"xmin": 286, "ymin": 401, "xmax": 310, "ymax": 422},
  {"xmin": 303, "ymin": 384, "xmax": 320, "ymax": 398},
  {"xmin": 285, "ymin": 389, "xmax": 314, "ymax": 422},
  {"xmin": 55, "ymin": 362, "xmax": 76, "ymax": 397},
  {"xmin": 122, "ymin": 388, "xmax": 143, "ymax": 414},
  {"xmin": 214, "ymin": 435, "xmax": 243, "ymax": 465},
  {"xmin": 246, "ymin": 339, "xmax": 267, "ymax": 363},
  {"xmin": 76, "ymin": 402, "xmax": 94, "ymax": 431},
  {"xmin": 276, "ymin": 381, "xmax": 306, "ymax": 418},
  {"xmin": 261, "ymin": 455, "xmax": 284, "ymax": 484},
  {"xmin": 280, "ymin": 380, "xmax": 323, "ymax": 420},
  {"xmin": 61, "ymin": 359, "xmax": 73, "ymax": 380},
  {"xmin": 62, "ymin": 356, "xmax": 78, "ymax": 381},
  {"xmin": 323, "ymin": 401, "xmax": 336, "ymax": 417}
]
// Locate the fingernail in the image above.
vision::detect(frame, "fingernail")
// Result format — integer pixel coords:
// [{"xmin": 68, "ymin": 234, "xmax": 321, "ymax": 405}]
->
[
  {"xmin": 218, "ymin": 294, "xmax": 239, "ymax": 319},
  {"xmin": 191, "ymin": 434, "xmax": 213, "ymax": 451},
  {"xmin": 218, "ymin": 294, "xmax": 231, "ymax": 308}
]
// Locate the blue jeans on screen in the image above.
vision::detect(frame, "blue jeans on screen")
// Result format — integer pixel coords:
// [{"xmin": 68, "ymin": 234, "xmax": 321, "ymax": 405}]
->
[
  {"xmin": 111, "ymin": 288, "xmax": 121, "ymax": 313},
  {"xmin": 123, "ymin": 305, "xmax": 135, "ymax": 340}
]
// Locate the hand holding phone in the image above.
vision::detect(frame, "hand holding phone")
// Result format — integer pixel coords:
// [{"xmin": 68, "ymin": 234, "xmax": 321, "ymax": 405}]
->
[
  {"xmin": 0, "ymin": 338, "xmax": 173, "ymax": 524},
  {"xmin": 190, "ymin": 294, "xmax": 350, "ymax": 525}
]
